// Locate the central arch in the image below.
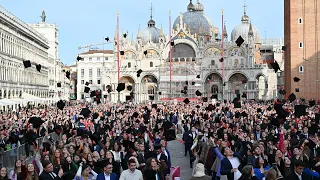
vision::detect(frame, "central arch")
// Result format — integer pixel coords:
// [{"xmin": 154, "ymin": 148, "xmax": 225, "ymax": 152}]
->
[
  {"xmin": 120, "ymin": 76, "xmax": 135, "ymax": 101},
  {"xmin": 228, "ymin": 73, "xmax": 248, "ymax": 99},
  {"xmin": 141, "ymin": 75, "xmax": 158, "ymax": 101},
  {"xmin": 171, "ymin": 43, "xmax": 196, "ymax": 58},
  {"xmin": 204, "ymin": 73, "xmax": 223, "ymax": 99}
]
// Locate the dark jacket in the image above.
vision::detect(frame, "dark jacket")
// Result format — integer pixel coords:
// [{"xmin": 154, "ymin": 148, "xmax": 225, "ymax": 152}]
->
[
  {"xmin": 220, "ymin": 154, "xmax": 243, "ymax": 180},
  {"xmin": 285, "ymin": 172, "xmax": 310, "ymax": 180}
]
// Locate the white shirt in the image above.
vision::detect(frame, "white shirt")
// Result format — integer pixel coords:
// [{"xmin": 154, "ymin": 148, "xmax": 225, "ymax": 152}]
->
[
  {"xmin": 228, "ymin": 157, "xmax": 242, "ymax": 180},
  {"xmin": 104, "ymin": 173, "xmax": 111, "ymax": 180},
  {"xmin": 119, "ymin": 169, "xmax": 143, "ymax": 180}
]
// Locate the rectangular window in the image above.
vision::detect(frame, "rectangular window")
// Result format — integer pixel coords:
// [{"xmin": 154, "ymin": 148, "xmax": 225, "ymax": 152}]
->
[
  {"xmin": 89, "ymin": 80, "xmax": 92, "ymax": 84},
  {"xmin": 89, "ymin": 69, "xmax": 92, "ymax": 77},
  {"xmin": 81, "ymin": 94, "xmax": 84, "ymax": 99},
  {"xmin": 97, "ymin": 80, "xmax": 101, "ymax": 84},
  {"xmin": 89, "ymin": 57, "xmax": 92, "ymax": 61},
  {"xmin": 298, "ymin": 18, "xmax": 303, "ymax": 24},
  {"xmin": 81, "ymin": 69, "xmax": 84, "ymax": 77},
  {"xmin": 97, "ymin": 57, "xmax": 100, "ymax": 61},
  {"xmin": 81, "ymin": 80, "xmax": 84, "ymax": 84},
  {"xmin": 105, "ymin": 57, "xmax": 108, "ymax": 60},
  {"xmin": 97, "ymin": 68, "xmax": 101, "ymax": 76}
]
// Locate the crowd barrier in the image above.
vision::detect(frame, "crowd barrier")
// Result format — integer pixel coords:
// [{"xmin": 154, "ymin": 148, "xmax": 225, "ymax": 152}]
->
[
  {"xmin": 0, "ymin": 132, "xmax": 60, "ymax": 169},
  {"xmin": 170, "ymin": 166, "xmax": 180, "ymax": 180}
]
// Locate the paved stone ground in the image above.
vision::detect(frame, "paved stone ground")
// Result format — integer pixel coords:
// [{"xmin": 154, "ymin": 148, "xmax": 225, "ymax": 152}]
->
[{"xmin": 167, "ymin": 134, "xmax": 192, "ymax": 180}]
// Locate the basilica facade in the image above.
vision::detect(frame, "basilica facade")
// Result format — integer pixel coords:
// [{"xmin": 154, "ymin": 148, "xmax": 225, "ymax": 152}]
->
[{"xmin": 78, "ymin": 0, "xmax": 281, "ymax": 102}]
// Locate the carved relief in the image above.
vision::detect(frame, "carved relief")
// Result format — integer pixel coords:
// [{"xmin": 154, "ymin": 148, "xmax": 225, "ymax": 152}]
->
[
  {"xmin": 142, "ymin": 49, "xmax": 160, "ymax": 59},
  {"xmin": 121, "ymin": 51, "xmax": 137, "ymax": 60}
]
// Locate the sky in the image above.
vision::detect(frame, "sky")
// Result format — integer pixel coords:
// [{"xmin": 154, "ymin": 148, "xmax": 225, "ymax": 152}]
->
[{"xmin": 1, "ymin": 0, "xmax": 283, "ymax": 65}]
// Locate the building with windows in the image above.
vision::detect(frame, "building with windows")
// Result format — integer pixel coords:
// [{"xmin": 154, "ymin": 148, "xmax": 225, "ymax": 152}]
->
[
  {"xmin": 77, "ymin": 0, "xmax": 284, "ymax": 102},
  {"xmin": 284, "ymin": 0, "xmax": 320, "ymax": 100},
  {"xmin": 76, "ymin": 50, "xmax": 114, "ymax": 100},
  {"xmin": 29, "ymin": 14, "xmax": 69, "ymax": 100},
  {"xmin": 0, "ymin": 6, "xmax": 50, "ymax": 109}
]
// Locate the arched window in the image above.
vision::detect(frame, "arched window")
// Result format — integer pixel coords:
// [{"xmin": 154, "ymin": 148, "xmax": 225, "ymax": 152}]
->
[
  {"xmin": 299, "ymin": 65, "xmax": 304, "ymax": 72},
  {"xmin": 150, "ymin": 61, "xmax": 153, "ymax": 67},
  {"xmin": 211, "ymin": 60, "xmax": 215, "ymax": 66},
  {"xmin": 211, "ymin": 85, "xmax": 219, "ymax": 94},
  {"xmin": 128, "ymin": 62, "xmax": 131, "ymax": 68}
]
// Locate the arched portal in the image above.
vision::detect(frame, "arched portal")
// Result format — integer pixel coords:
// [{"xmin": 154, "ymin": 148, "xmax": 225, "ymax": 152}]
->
[
  {"xmin": 205, "ymin": 73, "xmax": 223, "ymax": 99},
  {"xmin": 141, "ymin": 75, "xmax": 158, "ymax": 101},
  {"xmin": 256, "ymin": 74, "xmax": 267, "ymax": 100},
  {"xmin": 228, "ymin": 73, "xmax": 248, "ymax": 99},
  {"xmin": 120, "ymin": 76, "xmax": 135, "ymax": 101}
]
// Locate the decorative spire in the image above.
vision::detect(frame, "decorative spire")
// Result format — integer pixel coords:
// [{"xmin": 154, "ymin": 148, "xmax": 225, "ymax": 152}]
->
[
  {"xmin": 137, "ymin": 25, "xmax": 141, "ymax": 39},
  {"xmin": 241, "ymin": 1, "xmax": 249, "ymax": 23},
  {"xmin": 131, "ymin": 33, "xmax": 134, "ymax": 45},
  {"xmin": 147, "ymin": 3, "xmax": 156, "ymax": 27},
  {"xmin": 160, "ymin": 24, "xmax": 165, "ymax": 37},
  {"xmin": 187, "ymin": 0, "xmax": 195, "ymax": 11},
  {"xmin": 248, "ymin": 21, "xmax": 254, "ymax": 37}
]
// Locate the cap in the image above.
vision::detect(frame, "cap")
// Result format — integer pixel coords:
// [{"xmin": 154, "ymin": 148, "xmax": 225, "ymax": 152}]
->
[
  {"xmin": 90, "ymin": 90, "xmax": 96, "ymax": 97},
  {"xmin": 80, "ymin": 108, "xmax": 91, "ymax": 118},
  {"xmin": 183, "ymin": 98, "xmax": 190, "ymax": 104},
  {"xmin": 270, "ymin": 60, "xmax": 281, "ymax": 73},
  {"xmin": 76, "ymin": 56, "xmax": 82, "ymax": 61},
  {"xmin": 92, "ymin": 113, "xmax": 99, "ymax": 120},
  {"xmin": 181, "ymin": 90, "xmax": 187, "ymax": 94},
  {"xmin": 206, "ymin": 104, "xmax": 215, "ymax": 111},
  {"xmin": 267, "ymin": 106, "xmax": 272, "ymax": 111},
  {"xmin": 158, "ymin": 92, "xmax": 162, "ymax": 95},
  {"xmin": 85, "ymin": 82, "xmax": 90, "ymax": 86},
  {"xmin": 233, "ymin": 98, "xmax": 241, "ymax": 108},
  {"xmin": 84, "ymin": 87, "xmax": 90, "ymax": 93},
  {"xmin": 116, "ymin": 83, "xmax": 126, "ymax": 92},
  {"xmin": 154, "ymin": 143, "xmax": 162, "ymax": 150},
  {"xmin": 241, "ymin": 92, "xmax": 247, "ymax": 98},
  {"xmin": 196, "ymin": 75, "xmax": 200, "ymax": 79},
  {"xmin": 94, "ymin": 97, "xmax": 101, "ymax": 104},
  {"xmin": 137, "ymin": 69, "xmax": 142, "ymax": 77},
  {"xmin": 23, "ymin": 60, "xmax": 31, "ymax": 68},
  {"xmin": 171, "ymin": 41, "xmax": 175, "ymax": 46},
  {"xmin": 123, "ymin": 33, "xmax": 127, "ymax": 38},
  {"xmin": 57, "ymin": 100, "xmax": 65, "ymax": 110},
  {"xmin": 105, "ymin": 37, "xmax": 110, "ymax": 41},
  {"xmin": 191, "ymin": 82, "xmax": 195, "ymax": 85},
  {"xmin": 196, "ymin": 105, "xmax": 200, "ymax": 108},
  {"xmin": 309, "ymin": 99, "xmax": 316, "ymax": 107},
  {"xmin": 295, "ymin": 88, "xmax": 299, "ymax": 92},
  {"xmin": 120, "ymin": 51, "xmax": 125, "ymax": 55},
  {"xmin": 223, "ymin": 82, "xmax": 226, "ymax": 86},
  {"xmin": 36, "ymin": 64, "xmax": 41, "ymax": 72},
  {"xmin": 257, "ymin": 108, "xmax": 262, "ymax": 113},
  {"xmin": 28, "ymin": 117, "xmax": 44, "ymax": 128},
  {"xmin": 219, "ymin": 57, "xmax": 224, "ymax": 62},
  {"xmin": 282, "ymin": 46, "xmax": 287, "ymax": 51},
  {"xmin": 241, "ymin": 111, "xmax": 248, "ymax": 117},
  {"xmin": 127, "ymin": 85, "xmax": 133, "ymax": 91},
  {"xmin": 66, "ymin": 71, "xmax": 70, "ymax": 79},
  {"xmin": 57, "ymin": 83, "xmax": 61, "ymax": 87},
  {"xmin": 195, "ymin": 90, "xmax": 202, "ymax": 96},
  {"xmin": 202, "ymin": 97, "xmax": 208, "ymax": 102},
  {"xmin": 288, "ymin": 93, "xmax": 296, "ymax": 102},
  {"xmin": 236, "ymin": 36, "xmax": 245, "ymax": 47},
  {"xmin": 144, "ymin": 50, "xmax": 148, "ymax": 55},
  {"xmin": 293, "ymin": 77, "xmax": 300, "ymax": 82}
]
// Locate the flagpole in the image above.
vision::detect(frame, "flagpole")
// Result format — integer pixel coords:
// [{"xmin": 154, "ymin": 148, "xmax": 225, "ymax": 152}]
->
[
  {"xmin": 221, "ymin": 9, "xmax": 225, "ymax": 100},
  {"xmin": 117, "ymin": 11, "xmax": 121, "ymax": 102},
  {"xmin": 169, "ymin": 10, "xmax": 172, "ymax": 100}
]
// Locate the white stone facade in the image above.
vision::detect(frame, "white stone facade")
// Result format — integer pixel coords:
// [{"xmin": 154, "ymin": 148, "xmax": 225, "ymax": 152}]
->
[
  {"xmin": 76, "ymin": 1, "xmax": 284, "ymax": 102},
  {"xmin": 0, "ymin": 6, "xmax": 50, "ymax": 104}
]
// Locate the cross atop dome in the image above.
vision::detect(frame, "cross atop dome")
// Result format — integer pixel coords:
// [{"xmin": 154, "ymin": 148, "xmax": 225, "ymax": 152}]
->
[
  {"xmin": 149, "ymin": 3, "xmax": 154, "ymax": 20},
  {"xmin": 147, "ymin": 3, "xmax": 156, "ymax": 27},
  {"xmin": 242, "ymin": 1, "xmax": 247, "ymax": 14},
  {"xmin": 241, "ymin": 0, "xmax": 249, "ymax": 23}
]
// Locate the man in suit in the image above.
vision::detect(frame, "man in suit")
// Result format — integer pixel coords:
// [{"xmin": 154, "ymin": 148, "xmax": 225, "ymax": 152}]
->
[
  {"xmin": 285, "ymin": 160, "xmax": 310, "ymax": 180},
  {"xmin": 39, "ymin": 160, "xmax": 63, "ymax": 180},
  {"xmin": 220, "ymin": 147, "xmax": 243, "ymax": 180},
  {"xmin": 96, "ymin": 162, "xmax": 118, "ymax": 180}
]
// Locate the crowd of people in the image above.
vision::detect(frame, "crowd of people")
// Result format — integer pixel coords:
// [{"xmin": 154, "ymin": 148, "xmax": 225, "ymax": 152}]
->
[{"xmin": 0, "ymin": 98, "xmax": 318, "ymax": 180}]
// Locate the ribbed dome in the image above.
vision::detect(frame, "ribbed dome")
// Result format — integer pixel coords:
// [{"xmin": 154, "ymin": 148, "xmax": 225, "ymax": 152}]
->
[
  {"xmin": 231, "ymin": 12, "xmax": 260, "ymax": 43},
  {"xmin": 142, "ymin": 26, "xmax": 161, "ymax": 44},
  {"xmin": 173, "ymin": 11, "xmax": 213, "ymax": 36}
]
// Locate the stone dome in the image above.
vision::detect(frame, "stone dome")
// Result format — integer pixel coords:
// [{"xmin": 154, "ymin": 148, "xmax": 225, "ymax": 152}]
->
[
  {"xmin": 231, "ymin": 12, "xmax": 260, "ymax": 44},
  {"xmin": 173, "ymin": 1, "xmax": 214, "ymax": 37},
  {"xmin": 142, "ymin": 26, "xmax": 161, "ymax": 44}
]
